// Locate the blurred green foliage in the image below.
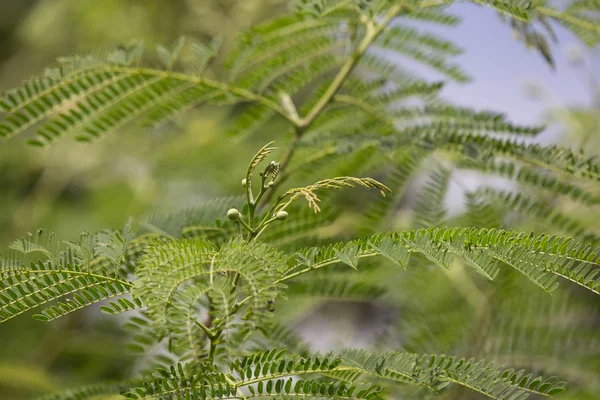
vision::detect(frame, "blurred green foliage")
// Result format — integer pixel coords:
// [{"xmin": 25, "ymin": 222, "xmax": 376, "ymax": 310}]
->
[
  {"xmin": 0, "ymin": 1, "xmax": 284, "ymax": 398},
  {"xmin": 0, "ymin": 1, "xmax": 598, "ymax": 399}
]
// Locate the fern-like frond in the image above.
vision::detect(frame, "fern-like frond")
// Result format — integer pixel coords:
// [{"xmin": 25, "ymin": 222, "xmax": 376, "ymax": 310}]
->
[
  {"xmin": 207, "ymin": 277, "xmax": 239, "ymax": 351},
  {"xmin": 539, "ymin": 2, "xmax": 600, "ymax": 45},
  {"xmin": 465, "ymin": 160, "xmax": 599, "ymax": 205},
  {"xmin": 271, "ymin": 55, "xmax": 342, "ymax": 96},
  {"xmin": 367, "ymin": 80, "xmax": 445, "ymax": 105},
  {"xmin": 375, "ymin": 35, "xmax": 469, "ymax": 82},
  {"xmin": 187, "ymin": 35, "xmax": 222, "ymax": 75},
  {"xmin": 360, "ymin": 148, "xmax": 428, "ymax": 233},
  {"xmin": 1, "ymin": 0, "xmax": 597, "ymax": 149},
  {"xmin": 36, "ymin": 381, "xmax": 131, "ymax": 400},
  {"xmin": 339, "ymin": 349, "xmax": 565, "ymax": 399},
  {"xmin": 141, "ymin": 85, "xmax": 222, "ymax": 129},
  {"xmin": 0, "ymin": 51, "xmax": 139, "ymax": 138},
  {"xmin": 380, "ymin": 26, "xmax": 463, "ymax": 56},
  {"xmin": 0, "ymin": 0, "xmax": 473, "ymax": 146},
  {"xmin": 400, "ymin": 128, "xmax": 600, "ymax": 182},
  {"xmin": 472, "ymin": 188, "xmax": 597, "ymax": 240},
  {"xmin": 245, "ymin": 379, "xmax": 382, "ymax": 400},
  {"xmin": 214, "ymin": 239, "xmax": 287, "ymax": 326},
  {"xmin": 0, "ymin": 59, "xmax": 287, "ymax": 145},
  {"xmin": 0, "ymin": 229, "xmax": 134, "ymax": 323},
  {"xmin": 290, "ymin": 0, "xmax": 360, "ymax": 18},
  {"xmin": 122, "ymin": 362, "xmax": 233, "ymax": 400},
  {"xmin": 100, "ymin": 296, "xmax": 144, "ymax": 315},
  {"xmin": 229, "ymin": 349, "xmax": 344, "ymax": 386},
  {"xmin": 9, "ymin": 229, "xmax": 62, "ymax": 263},
  {"xmin": 392, "ymin": 106, "xmax": 544, "ymax": 135},
  {"xmin": 122, "ymin": 311, "xmax": 160, "ymax": 355},
  {"xmin": 472, "ymin": 0, "xmax": 538, "ymax": 21},
  {"xmin": 234, "ymin": 37, "xmax": 344, "ymax": 94},
  {"xmin": 485, "ymin": 295, "xmax": 600, "ymax": 386},
  {"xmin": 32, "ymin": 280, "xmax": 132, "ymax": 322},
  {"xmin": 0, "ymin": 262, "xmax": 133, "ymax": 322},
  {"xmin": 44, "ymin": 350, "xmax": 567, "ymax": 400},
  {"xmin": 134, "ymin": 237, "xmax": 216, "ymax": 334},
  {"xmin": 228, "ymin": 16, "xmax": 344, "ymax": 78},
  {"xmin": 400, "ymin": 5, "xmax": 461, "ymax": 26},
  {"xmin": 357, "ymin": 52, "xmax": 410, "ymax": 82},
  {"xmin": 227, "ymin": 103, "xmax": 279, "ymax": 138},
  {"xmin": 252, "ymin": 321, "xmax": 311, "ymax": 356},
  {"xmin": 168, "ymin": 284, "xmax": 211, "ymax": 362},
  {"xmin": 413, "ymin": 167, "xmax": 452, "ymax": 229},
  {"xmin": 259, "ymin": 205, "xmax": 338, "ymax": 249},
  {"xmin": 285, "ymin": 228, "xmax": 600, "ymax": 294},
  {"xmin": 142, "ymin": 196, "xmax": 244, "ymax": 240},
  {"xmin": 95, "ymin": 222, "xmax": 134, "ymax": 273},
  {"xmin": 229, "ymin": 348, "xmax": 563, "ymax": 399},
  {"xmin": 464, "ymin": 192, "xmax": 505, "ymax": 229}
]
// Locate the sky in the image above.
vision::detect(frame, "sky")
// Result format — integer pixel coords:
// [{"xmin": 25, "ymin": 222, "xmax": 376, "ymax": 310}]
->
[
  {"xmin": 419, "ymin": 3, "xmax": 597, "ymax": 130},
  {"xmin": 404, "ymin": 3, "xmax": 599, "ymax": 210}
]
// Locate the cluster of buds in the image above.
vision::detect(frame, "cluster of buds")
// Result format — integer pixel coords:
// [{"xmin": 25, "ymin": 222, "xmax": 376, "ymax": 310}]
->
[{"xmin": 227, "ymin": 157, "xmax": 288, "ymax": 239}]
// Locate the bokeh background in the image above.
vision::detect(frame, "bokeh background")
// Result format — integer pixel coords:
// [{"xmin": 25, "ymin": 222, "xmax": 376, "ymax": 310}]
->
[{"xmin": 0, "ymin": 1, "xmax": 598, "ymax": 399}]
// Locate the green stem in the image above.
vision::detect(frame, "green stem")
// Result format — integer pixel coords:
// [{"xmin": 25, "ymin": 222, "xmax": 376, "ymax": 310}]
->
[
  {"xmin": 298, "ymin": 3, "xmax": 404, "ymax": 131},
  {"xmin": 260, "ymin": 128, "xmax": 301, "ymax": 205},
  {"xmin": 231, "ymin": 272, "xmax": 241, "ymax": 293},
  {"xmin": 246, "ymin": 182, "xmax": 255, "ymax": 227},
  {"xmin": 237, "ymin": 217, "xmax": 255, "ymax": 235},
  {"xmin": 260, "ymin": 3, "xmax": 408, "ymax": 206},
  {"xmin": 207, "ymin": 337, "xmax": 218, "ymax": 363},
  {"xmin": 250, "ymin": 172, "xmax": 271, "ymax": 225},
  {"xmin": 251, "ymin": 217, "xmax": 278, "ymax": 241},
  {"xmin": 194, "ymin": 320, "xmax": 216, "ymax": 339},
  {"xmin": 253, "ymin": 178, "xmax": 268, "ymax": 209}
]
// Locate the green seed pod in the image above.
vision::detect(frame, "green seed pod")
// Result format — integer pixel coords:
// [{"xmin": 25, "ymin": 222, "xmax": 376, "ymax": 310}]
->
[
  {"xmin": 241, "ymin": 178, "xmax": 247, "ymax": 187},
  {"xmin": 227, "ymin": 208, "xmax": 241, "ymax": 221},
  {"xmin": 275, "ymin": 211, "xmax": 288, "ymax": 221}
]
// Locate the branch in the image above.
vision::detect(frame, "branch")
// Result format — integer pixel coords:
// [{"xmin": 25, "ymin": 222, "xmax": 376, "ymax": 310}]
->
[
  {"xmin": 104, "ymin": 66, "xmax": 293, "ymax": 124},
  {"xmin": 298, "ymin": 4, "xmax": 405, "ymax": 131}
]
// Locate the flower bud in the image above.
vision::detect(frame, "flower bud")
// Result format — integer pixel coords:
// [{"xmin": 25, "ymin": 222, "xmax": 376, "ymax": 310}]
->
[
  {"xmin": 227, "ymin": 208, "xmax": 242, "ymax": 221},
  {"xmin": 241, "ymin": 178, "xmax": 247, "ymax": 187},
  {"xmin": 275, "ymin": 211, "xmax": 288, "ymax": 221}
]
